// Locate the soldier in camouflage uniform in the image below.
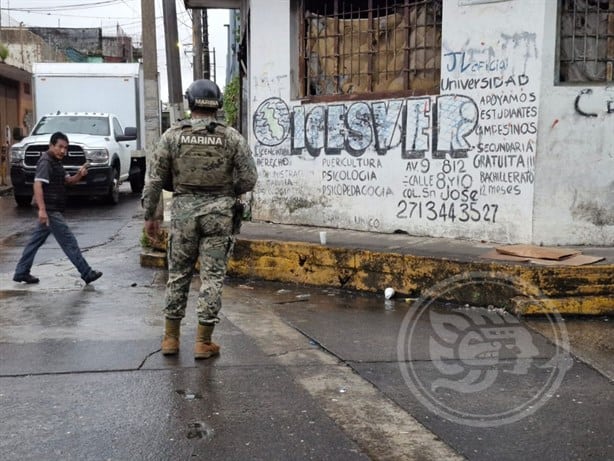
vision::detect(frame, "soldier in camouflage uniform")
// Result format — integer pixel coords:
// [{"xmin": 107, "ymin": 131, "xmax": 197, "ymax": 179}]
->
[{"xmin": 142, "ymin": 79, "xmax": 258, "ymax": 359}]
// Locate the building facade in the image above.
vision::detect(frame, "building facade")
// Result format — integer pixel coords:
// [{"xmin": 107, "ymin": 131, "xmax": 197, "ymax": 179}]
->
[{"xmin": 192, "ymin": 0, "xmax": 614, "ymax": 245}]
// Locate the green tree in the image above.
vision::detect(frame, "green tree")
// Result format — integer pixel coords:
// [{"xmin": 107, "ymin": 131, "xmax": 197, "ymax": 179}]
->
[
  {"xmin": 0, "ymin": 44, "xmax": 9, "ymax": 62},
  {"xmin": 223, "ymin": 75, "xmax": 240, "ymax": 128}
]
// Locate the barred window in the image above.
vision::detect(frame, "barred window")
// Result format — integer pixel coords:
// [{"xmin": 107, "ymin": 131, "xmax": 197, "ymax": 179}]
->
[
  {"xmin": 559, "ymin": 0, "xmax": 614, "ymax": 83},
  {"xmin": 298, "ymin": 0, "xmax": 442, "ymax": 99}
]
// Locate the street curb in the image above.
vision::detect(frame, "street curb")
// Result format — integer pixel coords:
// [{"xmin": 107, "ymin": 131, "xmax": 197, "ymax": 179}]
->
[{"xmin": 140, "ymin": 238, "xmax": 614, "ymax": 316}]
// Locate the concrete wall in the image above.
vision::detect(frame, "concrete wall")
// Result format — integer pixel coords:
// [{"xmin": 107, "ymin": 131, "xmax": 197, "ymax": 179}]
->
[
  {"xmin": 102, "ymin": 36, "xmax": 134, "ymax": 62},
  {"xmin": 247, "ymin": 0, "xmax": 611, "ymax": 245},
  {"xmin": 28, "ymin": 27, "xmax": 102, "ymax": 57},
  {"xmin": 532, "ymin": 0, "xmax": 614, "ymax": 245},
  {"xmin": 1, "ymin": 28, "xmax": 67, "ymax": 72}
]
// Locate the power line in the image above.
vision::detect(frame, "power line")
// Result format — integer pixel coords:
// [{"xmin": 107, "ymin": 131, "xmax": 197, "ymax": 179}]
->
[
  {"xmin": 4, "ymin": 10, "xmax": 145, "ymax": 19},
  {"xmin": 3, "ymin": 0, "xmax": 125, "ymax": 12}
]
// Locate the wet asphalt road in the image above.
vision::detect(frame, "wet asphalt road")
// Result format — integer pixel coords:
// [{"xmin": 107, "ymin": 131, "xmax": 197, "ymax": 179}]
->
[
  {"xmin": 0, "ymin": 189, "xmax": 612, "ymax": 460},
  {"xmin": 0, "ymin": 186, "xmax": 140, "ymax": 275}
]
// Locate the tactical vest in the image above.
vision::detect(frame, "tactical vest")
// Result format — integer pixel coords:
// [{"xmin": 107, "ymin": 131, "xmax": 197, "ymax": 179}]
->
[
  {"xmin": 174, "ymin": 122, "xmax": 234, "ymax": 194},
  {"xmin": 40, "ymin": 154, "xmax": 67, "ymax": 212}
]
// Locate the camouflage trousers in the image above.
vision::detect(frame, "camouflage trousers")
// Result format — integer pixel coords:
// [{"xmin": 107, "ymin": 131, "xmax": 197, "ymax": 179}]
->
[{"xmin": 164, "ymin": 206, "xmax": 235, "ymax": 325}]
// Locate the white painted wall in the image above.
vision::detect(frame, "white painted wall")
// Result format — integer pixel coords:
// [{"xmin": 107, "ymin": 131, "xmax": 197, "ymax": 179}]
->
[
  {"xmin": 532, "ymin": 0, "xmax": 614, "ymax": 245},
  {"xmin": 247, "ymin": 0, "xmax": 612, "ymax": 245}
]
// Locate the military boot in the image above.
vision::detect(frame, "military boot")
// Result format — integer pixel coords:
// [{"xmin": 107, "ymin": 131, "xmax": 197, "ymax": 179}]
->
[
  {"xmin": 194, "ymin": 324, "xmax": 220, "ymax": 360},
  {"xmin": 161, "ymin": 318, "xmax": 181, "ymax": 355}
]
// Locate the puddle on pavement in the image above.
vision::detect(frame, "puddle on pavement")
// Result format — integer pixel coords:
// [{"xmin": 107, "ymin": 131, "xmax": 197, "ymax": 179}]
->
[
  {"xmin": 176, "ymin": 389, "xmax": 203, "ymax": 401},
  {"xmin": 0, "ymin": 290, "xmax": 29, "ymax": 300},
  {"xmin": 186, "ymin": 421, "xmax": 214, "ymax": 441}
]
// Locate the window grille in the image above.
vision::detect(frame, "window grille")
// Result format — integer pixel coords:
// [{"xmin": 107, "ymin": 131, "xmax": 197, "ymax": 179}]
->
[
  {"xmin": 559, "ymin": 0, "xmax": 614, "ymax": 82},
  {"xmin": 299, "ymin": 0, "xmax": 442, "ymax": 98}
]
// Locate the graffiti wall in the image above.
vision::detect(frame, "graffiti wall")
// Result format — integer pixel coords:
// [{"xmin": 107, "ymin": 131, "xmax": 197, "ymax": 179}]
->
[
  {"xmin": 531, "ymin": 0, "xmax": 614, "ymax": 245},
  {"xmin": 249, "ymin": 0, "xmax": 546, "ymax": 242}
]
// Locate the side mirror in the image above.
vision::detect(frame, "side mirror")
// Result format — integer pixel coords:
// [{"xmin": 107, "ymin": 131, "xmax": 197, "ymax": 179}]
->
[
  {"xmin": 116, "ymin": 126, "xmax": 137, "ymax": 142},
  {"xmin": 12, "ymin": 127, "xmax": 24, "ymax": 142}
]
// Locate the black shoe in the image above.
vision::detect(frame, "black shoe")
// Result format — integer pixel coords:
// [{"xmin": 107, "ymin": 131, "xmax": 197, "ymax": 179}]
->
[
  {"xmin": 82, "ymin": 270, "xmax": 103, "ymax": 284},
  {"xmin": 13, "ymin": 273, "xmax": 40, "ymax": 284}
]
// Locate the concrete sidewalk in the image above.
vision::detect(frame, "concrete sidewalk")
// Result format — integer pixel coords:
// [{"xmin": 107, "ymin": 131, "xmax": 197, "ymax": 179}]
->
[{"xmin": 141, "ymin": 221, "xmax": 614, "ymax": 316}]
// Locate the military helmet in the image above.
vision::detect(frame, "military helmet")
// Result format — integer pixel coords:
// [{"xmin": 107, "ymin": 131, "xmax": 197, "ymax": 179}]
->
[{"xmin": 185, "ymin": 79, "xmax": 222, "ymax": 111}]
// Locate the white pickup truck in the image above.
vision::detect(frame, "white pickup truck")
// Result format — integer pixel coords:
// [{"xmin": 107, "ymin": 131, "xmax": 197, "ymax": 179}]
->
[{"xmin": 10, "ymin": 112, "xmax": 141, "ymax": 207}]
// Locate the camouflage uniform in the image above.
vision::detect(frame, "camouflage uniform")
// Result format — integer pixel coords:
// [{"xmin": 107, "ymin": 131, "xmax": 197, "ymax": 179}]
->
[{"xmin": 142, "ymin": 116, "xmax": 257, "ymax": 325}]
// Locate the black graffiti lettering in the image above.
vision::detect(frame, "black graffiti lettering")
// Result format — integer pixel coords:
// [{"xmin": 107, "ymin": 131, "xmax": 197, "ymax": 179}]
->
[
  {"xmin": 473, "ymin": 154, "xmax": 528, "ymax": 169},
  {"xmin": 403, "ymin": 174, "xmax": 434, "ymax": 187},
  {"xmin": 480, "ymin": 92, "xmax": 536, "ymax": 106},
  {"xmin": 479, "ymin": 170, "xmax": 535, "ymax": 184},
  {"xmin": 443, "ymin": 51, "xmax": 509, "ymax": 74},
  {"xmin": 405, "ymin": 158, "xmax": 430, "ymax": 174},
  {"xmin": 480, "ymin": 105, "xmax": 538, "ymax": 120},
  {"xmin": 322, "ymin": 184, "xmax": 394, "ymax": 197},
  {"xmin": 322, "ymin": 157, "xmax": 382, "ymax": 168},
  {"xmin": 254, "ymin": 146, "xmax": 291, "ymax": 157},
  {"xmin": 441, "ymin": 74, "xmax": 529, "ymax": 92},
  {"xmin": 440, "ymin": 187, "xmax": 479, "ymax": 202},
  {"xmin": 354, "ymin": 215, "xmax": 381, "ymax": 229},
  {"xmin": 476, "ymin": 122, "xmax": 537, "ymax": 136},
  {"xmin": 574, "ymin": 89, "xmax": 614, "ymax": 117},
  {"xmin": 256, "ymin": 157, "xmax": 290, "ymax": 168},
  {"xmin": 574, "ymin": 89, "xmax": 598, "ymax": 117},
  {"xmin": 321, "ymin": 170, "xmax": 378, "ymax": 182},
  {"xmin": 488, "ymin": 184, "xmax": 522, "ymax": 196},
  {"xmin": 476, "ymin": 141, "xmax": 533, "ymax": 154}
]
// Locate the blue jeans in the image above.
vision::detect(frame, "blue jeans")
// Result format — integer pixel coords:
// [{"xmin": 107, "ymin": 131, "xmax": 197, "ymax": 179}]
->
[{"xmin": 14, "ymin": 211, "xmax": 92, "ymax": 278}]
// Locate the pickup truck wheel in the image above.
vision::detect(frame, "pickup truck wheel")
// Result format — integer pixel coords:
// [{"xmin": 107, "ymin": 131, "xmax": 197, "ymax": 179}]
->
[
  {"xmin": 15, "ymin": 195, "xmax": 32, "ymax": 207},
  {"xmin": 106, "ymin": 167, "xmax": 120, "ymax": 205}
]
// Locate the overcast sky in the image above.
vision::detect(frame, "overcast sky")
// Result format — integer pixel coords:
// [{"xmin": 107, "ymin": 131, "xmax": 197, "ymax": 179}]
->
[{"xmin": 1, "ymin": 0, "xmax": 230, "ymax": 101}]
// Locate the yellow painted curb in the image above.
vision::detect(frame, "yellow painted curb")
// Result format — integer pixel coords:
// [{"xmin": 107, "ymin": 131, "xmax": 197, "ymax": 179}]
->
[
  {"xmin": 140, "ymin": 249, "xmax": 167, "ymax": 269},
  {"xmin": 141, "ymin": 238, "xmax": 614, "ymax": 315},
  {"xmin": 512, "ymin": 296, "xmax": 614, "ymax": 315}
]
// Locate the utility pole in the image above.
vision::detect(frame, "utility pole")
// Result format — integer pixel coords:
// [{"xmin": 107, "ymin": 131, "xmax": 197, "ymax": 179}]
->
[
  {"xmin": 141, "ymin": 0, "xmax": 163, "ymax": 220},
  {"xmin": 211, "ymin": 47, "xmax": 216, "ymax": 83},
  {"xmin": 192, "ymin": 9, "xmax": 203, "ymax": 80},
  {"xmin": 202, "ymin": 8, "xmax": 210, "ymax": 80},
  {"xmin": 163, "ymin": 0, "xmax": 183, "ymax": 122},
  {"xmin": 141, "ymin": 0, "xmax": 160, "ymax": 153}
]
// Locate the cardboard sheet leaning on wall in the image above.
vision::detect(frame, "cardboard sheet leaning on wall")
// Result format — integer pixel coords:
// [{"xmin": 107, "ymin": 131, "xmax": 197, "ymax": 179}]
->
[{"xmin": 306, "ymin": 5, "xmax": 441, "ymax": 96}]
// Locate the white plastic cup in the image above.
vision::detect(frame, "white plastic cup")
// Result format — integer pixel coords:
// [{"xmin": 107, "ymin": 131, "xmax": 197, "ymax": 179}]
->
[
  {"xmin": 319, "ymin": 231, "xmax": 327, "ymax": 245},
  {"xmin": 384, "ymin": 287, "xmax": 395, "ymax": 299}
]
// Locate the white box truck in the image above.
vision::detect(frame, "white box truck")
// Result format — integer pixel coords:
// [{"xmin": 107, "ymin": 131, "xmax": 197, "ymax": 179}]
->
[{"xmin": 10, "ymin": 62, "xmax": 154, "ymax": 206}]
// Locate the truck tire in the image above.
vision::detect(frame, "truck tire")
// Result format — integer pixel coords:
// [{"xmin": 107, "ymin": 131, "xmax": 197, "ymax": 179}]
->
[
  {"xmin": 15, "ymin": 195, "xmax": 32, "ymax": 208},
  {"xmin": 129, "ymin": 168, "xmax": 145, "ymax": 194},
  {"xmin": 106, "ymin": 167, "xmax": 120, "ymax": 205}
]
